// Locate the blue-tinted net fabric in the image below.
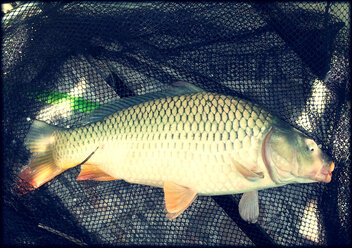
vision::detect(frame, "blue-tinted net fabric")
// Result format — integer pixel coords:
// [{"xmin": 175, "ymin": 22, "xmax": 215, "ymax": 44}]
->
[{"xmin": 2, "ymin": 2, "xmax": 350, "ymax": 246}]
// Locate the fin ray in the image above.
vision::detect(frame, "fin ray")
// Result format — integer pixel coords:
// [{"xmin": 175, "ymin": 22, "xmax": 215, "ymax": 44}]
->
[
  {"xmin": 17, "ymin": 151, "xmax": 64, "ymax": 194},
  {"xmin": 17, "ymin": 120, "xmax": 65, "ymax": 194},
  {"xmin": 164, "ymin": 181, "xmax": 197, "ymax": 220},
  {"xmin": 24, "ymin": 120, "xmax": 58, "ymax": 152},
  {"xmin": 232, "ymin": 159, "xmax": 264, "ymax": 181},
  {"xmin": 77, "ymin": 163, "xmax": 117, "ymax": 181},
  {"xmin": 239, "ymin": 191, "xmax": 259, "ymax": 223}
]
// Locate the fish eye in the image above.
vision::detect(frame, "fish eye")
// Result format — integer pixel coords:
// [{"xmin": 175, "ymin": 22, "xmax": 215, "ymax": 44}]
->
[
  {"xmin": 304, "ymin": 139, "xmax": 316, "ymax": 153},
  {"xmin": 306, "ymin": 145, "xmax": 315, "ymax": 152}
]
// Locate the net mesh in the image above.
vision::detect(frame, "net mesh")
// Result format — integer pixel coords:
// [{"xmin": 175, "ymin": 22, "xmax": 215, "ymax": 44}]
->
[{"xmin": 2, "ymin": 2, "xmax": 350, "ymax": 246}]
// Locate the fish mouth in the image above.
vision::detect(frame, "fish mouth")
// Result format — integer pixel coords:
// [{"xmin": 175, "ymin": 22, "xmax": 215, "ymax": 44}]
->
[{"xmin": 315, "ymin": 162, "xmax": 335, "ymax": 183}]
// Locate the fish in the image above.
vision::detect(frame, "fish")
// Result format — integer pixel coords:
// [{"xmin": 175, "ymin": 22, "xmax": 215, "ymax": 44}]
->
[{"xmin": 17, "ymin": 81, "xmax": 335, "ymax": 223}]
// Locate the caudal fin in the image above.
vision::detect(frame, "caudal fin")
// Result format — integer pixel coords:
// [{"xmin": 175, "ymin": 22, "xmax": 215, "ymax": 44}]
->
[{"xmin": 17, "ymin": 120, "xmax": 63, "ymax": 194}]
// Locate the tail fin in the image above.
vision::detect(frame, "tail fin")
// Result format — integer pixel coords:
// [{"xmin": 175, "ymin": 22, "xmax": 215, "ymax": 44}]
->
[{"xmin": 17, "ymin": 120, "xmax": 63, "ymax": 194}]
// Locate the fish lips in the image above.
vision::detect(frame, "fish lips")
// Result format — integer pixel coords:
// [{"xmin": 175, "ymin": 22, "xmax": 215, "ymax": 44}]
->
[{"xmin": 314, "ymin": 162, "xmax": 335, "ymax": 183}]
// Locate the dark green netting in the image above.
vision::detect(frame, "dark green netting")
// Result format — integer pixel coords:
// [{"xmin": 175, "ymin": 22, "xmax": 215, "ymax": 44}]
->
[{"xmin": 2, "ymin": 2, "xmax": 350, "ymax": 246}]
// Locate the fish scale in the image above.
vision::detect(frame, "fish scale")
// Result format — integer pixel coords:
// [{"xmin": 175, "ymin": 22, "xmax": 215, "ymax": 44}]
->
[{"xmin": 51, "ymin": 92, "xmax": 273, "ymax": 194}]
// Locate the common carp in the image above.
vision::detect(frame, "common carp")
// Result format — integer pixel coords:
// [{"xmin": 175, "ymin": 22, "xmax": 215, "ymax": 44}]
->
[{"xmin": 18, "ymin": 82, "xmax": 334, "ymax": 223}]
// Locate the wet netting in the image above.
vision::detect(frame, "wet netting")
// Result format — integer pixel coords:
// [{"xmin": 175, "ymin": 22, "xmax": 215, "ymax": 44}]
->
[{"xmin": 2, "ymin": 2, "xmax": 351, "ymax": 246}]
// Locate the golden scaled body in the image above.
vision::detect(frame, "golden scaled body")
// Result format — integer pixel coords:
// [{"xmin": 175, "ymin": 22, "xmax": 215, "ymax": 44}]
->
[
  {"xmin": 18, "ymin": 83, "xmax": 334, "ymax": 221},
  {"xmin": 54, "ymin": 92, "xmax": 273, "ymax": 194}
]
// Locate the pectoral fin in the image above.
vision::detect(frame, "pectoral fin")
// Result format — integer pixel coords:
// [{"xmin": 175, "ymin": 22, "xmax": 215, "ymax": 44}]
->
[
  {"xmin": 76, "ymin": 163, "xmax": 118, "ymax": 181},
  {"xmin": 164, "ymin": 181, "xmax": 197, "ymax": 220},
  {"xmin": 239, "ymin": 191, "xmax": 259, "ymax": 223},
  {"xmin": 233, "ymin": 161, "xmax": 264, "ymax": 181}
]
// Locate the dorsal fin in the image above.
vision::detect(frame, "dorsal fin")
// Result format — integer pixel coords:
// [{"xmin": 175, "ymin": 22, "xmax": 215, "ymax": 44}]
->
[{"xmin": 82, "ymin": 81, "xmax": 203, "ymax": 125}]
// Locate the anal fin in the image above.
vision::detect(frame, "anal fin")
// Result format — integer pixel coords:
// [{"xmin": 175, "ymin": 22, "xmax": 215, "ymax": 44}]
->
[
  {"xmin": 76, "ymin": 163, "xmax": 117, "ymax": 181},
  {"xmin": 164, "ymin": 181, "xmax": 197, "ymax": 220}
]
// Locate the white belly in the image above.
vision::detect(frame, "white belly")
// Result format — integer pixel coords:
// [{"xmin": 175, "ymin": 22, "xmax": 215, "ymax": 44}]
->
[{"xmin": 88, "ymin": 137, "xmax": 276, "ymax": 195}]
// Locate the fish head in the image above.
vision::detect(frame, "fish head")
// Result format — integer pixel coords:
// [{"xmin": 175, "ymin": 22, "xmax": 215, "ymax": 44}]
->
[{"xmin": 263, "ymin": 125, "xmax": 334, "ymax": 185}]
